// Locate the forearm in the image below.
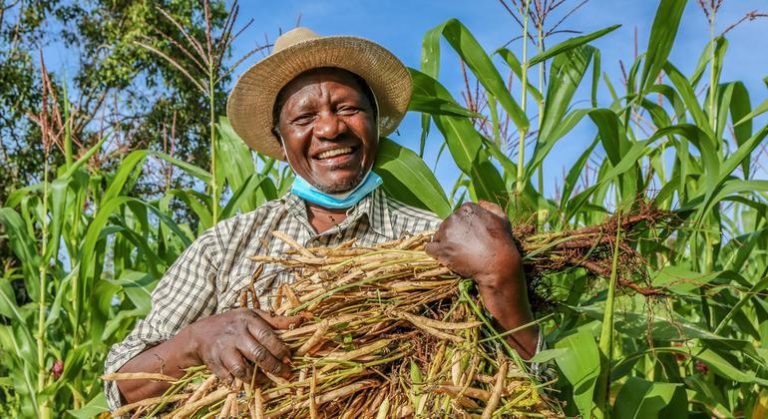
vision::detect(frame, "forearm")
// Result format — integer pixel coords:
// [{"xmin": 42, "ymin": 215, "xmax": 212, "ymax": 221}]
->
[
  {"xmin": 116, "ymin": 326, "xmax": 200, "ymax": 404},
  {"xmin": 477, "ymin": 270, "xmax": 539, "ymax": 359}
]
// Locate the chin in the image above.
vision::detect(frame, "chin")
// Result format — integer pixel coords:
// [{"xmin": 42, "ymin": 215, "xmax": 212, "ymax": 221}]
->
[{"xmin": 315, "ymin": 170, "xmax": 366, "ymax": 194}]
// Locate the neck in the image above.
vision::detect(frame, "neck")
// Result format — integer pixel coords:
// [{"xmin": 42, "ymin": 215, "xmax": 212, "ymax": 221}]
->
[{"xmin": 307, "ymin": 202, "xmax": 349, "ymax": 233}]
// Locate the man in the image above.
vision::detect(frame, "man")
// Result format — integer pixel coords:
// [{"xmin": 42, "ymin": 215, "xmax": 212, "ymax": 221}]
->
[{"xmin": 105, "ymin": 27, "xmax": 539, "ymax": 409}]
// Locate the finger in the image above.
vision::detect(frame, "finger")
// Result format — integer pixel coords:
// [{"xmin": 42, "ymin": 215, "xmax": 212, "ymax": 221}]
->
[
  {"xmin": 220, "ymin": 348, "xmax": 251, "ymax": 381},
  {"xmin": 477, "ymin": 200, "xmax": 506, "ymax": 219},
  {"xmin": 207, "ymin": 356, "xmax": 234, "ymax": 386},
  {"xmin": 254, "ymin": 309, "xmax": 305, "ymax": 330},
  {"xmin": 246, "ymin": 313, "xmax": 292, "ymax": 362},
  {"xmin": 237, "ymin": 333, "xmax": 287, "ymax": 377}
]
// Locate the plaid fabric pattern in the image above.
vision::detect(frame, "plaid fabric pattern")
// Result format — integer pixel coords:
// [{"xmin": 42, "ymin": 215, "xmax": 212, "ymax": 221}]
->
[{"xmin": 104, "ymin": 187, "xmax": 442, "ymax": 409}]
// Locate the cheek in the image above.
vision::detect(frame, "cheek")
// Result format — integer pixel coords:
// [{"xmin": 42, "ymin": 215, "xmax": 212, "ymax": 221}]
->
[
  {"xmin": 351, "ymin": 118, "xmax": 378, "ymax": 158},
  {"xmin": 281, "ymin": 130, "xmax": 311, "ymax": 161}
]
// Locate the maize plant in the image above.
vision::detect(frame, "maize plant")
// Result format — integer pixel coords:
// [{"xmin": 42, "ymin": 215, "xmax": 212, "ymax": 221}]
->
[{"xmin": 1, "ymin": 0, "xmax": 767, "ymax": 417}]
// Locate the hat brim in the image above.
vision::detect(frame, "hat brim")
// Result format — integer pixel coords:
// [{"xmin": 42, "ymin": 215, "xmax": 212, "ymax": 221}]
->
[{"xmin": 226, "ymin": 36, "xmax": 412, "ymax": 160}]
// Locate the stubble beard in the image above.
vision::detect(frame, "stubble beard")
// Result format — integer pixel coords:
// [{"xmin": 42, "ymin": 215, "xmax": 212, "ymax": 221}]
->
[{"xmin": 315, "ymin": 166, "xmax": 367, "ymax": 194}]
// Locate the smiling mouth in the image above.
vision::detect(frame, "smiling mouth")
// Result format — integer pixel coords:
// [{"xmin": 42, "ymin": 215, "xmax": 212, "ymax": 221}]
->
[{"xmin": 315, "ymin": 146, "xmax": 357, "ymax": 160}]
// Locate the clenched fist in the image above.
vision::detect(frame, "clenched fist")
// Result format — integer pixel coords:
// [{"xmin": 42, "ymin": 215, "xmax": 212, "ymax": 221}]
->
[
  {"xmin": 426, "ymin": 201, "xmax": 538, "ymax": 359},
  {"xmin": 425, "ymin": 201, "xmax": 523, "ymax": 289}
]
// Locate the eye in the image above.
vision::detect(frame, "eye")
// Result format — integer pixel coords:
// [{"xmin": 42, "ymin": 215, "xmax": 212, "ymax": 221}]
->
[
  {"xmin": 338, "ymin": 106, "xmax": 361, "ymax": 116},
  {"xmin": 291, "ymin": 113, "xmax": 315, "ymax": 126}
]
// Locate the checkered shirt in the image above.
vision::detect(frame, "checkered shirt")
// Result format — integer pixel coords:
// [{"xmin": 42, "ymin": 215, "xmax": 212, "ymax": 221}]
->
[{"xmin": 104, "ymin": 187, "xmax": 443, "ymax": 410}]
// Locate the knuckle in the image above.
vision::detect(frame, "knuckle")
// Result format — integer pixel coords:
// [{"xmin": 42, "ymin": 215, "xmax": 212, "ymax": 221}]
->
[
  {"xmin": 229, "ymin": 363, "xmax": 245, "ymax": 377},
  {"xmin": 253, "ymin": 327, "xmax": 272, "ymax": 342},
  {"xmin": 252, "ymin": 345, "xmax": 268, "ymax": 362}
]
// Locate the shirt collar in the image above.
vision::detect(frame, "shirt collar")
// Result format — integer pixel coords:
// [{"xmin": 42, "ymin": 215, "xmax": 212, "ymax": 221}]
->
[{"xmin": 283, "ymin": 185, "xmax": 395, "ymax": 240}]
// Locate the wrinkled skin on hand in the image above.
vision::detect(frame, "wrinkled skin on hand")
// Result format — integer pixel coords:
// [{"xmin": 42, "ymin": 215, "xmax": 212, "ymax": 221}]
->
[
  {"xmin": 425, "ymin": 201, "xmax": 522, "ymax": 288},
  {"xmin": 426, "ymin": 201, "xmax": 538, "ymax": 358},
  {"xmin": 186, "ymin": 308, "xmax": 303, "ymax": 384}
]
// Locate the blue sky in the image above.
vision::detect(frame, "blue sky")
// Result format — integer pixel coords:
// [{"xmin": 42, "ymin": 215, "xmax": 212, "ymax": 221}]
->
[
  {"xmin": 36, "ymin": 1, "xmax": 765, "ymax": 195},
  {"xmin": 228, "ymin": 0, "xmax": 767, "ymax": 195}
]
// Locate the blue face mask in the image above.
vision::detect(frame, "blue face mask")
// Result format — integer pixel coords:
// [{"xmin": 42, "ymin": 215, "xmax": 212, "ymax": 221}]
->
[{"xmin": 291, "ymin": 170, "xmax": 383, "ymax": 209}]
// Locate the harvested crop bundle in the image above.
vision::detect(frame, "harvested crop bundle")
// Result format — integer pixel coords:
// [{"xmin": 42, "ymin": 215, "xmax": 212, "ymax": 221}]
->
[{"xmin": 105, "ymin": 211, "xmax": 665, "ymax": 417}]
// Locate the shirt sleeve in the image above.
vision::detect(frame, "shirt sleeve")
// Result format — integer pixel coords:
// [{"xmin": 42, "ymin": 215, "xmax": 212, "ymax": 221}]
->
[{"xmin": 103, "ymin": 228, "xmax": 222, "ymax": 411}]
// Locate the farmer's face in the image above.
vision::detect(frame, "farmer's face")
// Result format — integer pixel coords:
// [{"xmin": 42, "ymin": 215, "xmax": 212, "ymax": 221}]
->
[{"xmin": 276, "ymin": 69, "xmax": 377, "ymax": 193}]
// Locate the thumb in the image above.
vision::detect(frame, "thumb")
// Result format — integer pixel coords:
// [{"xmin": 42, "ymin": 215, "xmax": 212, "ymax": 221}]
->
[{"xmin": 254, "ymin": 309, "xmax": 306, "ymax": 330}]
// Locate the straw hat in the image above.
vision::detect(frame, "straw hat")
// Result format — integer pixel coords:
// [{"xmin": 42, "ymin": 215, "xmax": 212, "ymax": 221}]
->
[{"xmin": 226, "ymin": 27, "xmax": 412, "ymax": 160}]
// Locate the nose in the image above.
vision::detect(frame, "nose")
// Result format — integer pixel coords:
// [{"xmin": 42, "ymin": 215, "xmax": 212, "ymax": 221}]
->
[{"xmin": 313, "ymin": 111, "xmax": 347, "ymax": 140}]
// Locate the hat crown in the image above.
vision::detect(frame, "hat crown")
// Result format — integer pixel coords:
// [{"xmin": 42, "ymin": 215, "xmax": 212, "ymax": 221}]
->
[{"xmin": 273, "ymin": 27, "xmax": 321, "ymax": 53}]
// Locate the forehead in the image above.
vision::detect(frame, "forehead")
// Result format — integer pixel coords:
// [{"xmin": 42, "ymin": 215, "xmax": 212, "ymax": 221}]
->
[{"xmin": 280, "ymin": 68, "xmax": 366, "ymax": 103}]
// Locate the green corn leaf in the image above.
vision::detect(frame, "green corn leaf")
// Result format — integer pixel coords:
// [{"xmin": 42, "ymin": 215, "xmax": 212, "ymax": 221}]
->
[
  {"xmin": 638, "ymin": 98, "xmax": 673, "ymax": 129},
  {"xmin": 409, "ymin": 69, "xmax": 509, "ymax": 207},
  {"xmin": 166, "ymin": 189, "xmax": 213, "ymax": 230},
  {"xmin": 78, "ymin": 196, "xmax": 192, "ymax": 332},
  {"xmin": 103, "ymin": 150, "xmax": 212, "ymax": 204},
  {"xmin": 374, "ymin": 137, "xmax": 451, "ymax": 218},
  {"xmin": 468, "ymin": 151, "xmax": 508, "ymax": 207},
  {"xmin": 554, "ymin": 327, "xmax": 600, "ymax": 417},
  {"xmin": 640, "ymin": 0, "xmax": 687, "ymax": 92},
  {"xmin": 615, "ymin": 346, "xmax": 768, "ymax": 386},
  {"xmin": 528, "ymin": 24, "xmax": 620, "ymax": 67},
  {"xmin": 409, "ymin": 74, "xmax": 480, "ymax": 118},
  {"xmin": 689, "ymin": 126, "xmax": 768, "ymax": 224},
  {"xmin": 495, "ymin": 48, "xmax": 543, "ymax": 103},
  {"xmin": 59, "ymin": 132, "xmax": 110, "ymax": 180},
  {"xmin": 566, "ymin": 138, "xmax": 653, "ymax": 216},
  {"xmin": 107, "ymin": 270, "xmax": 157, "ymax": 314},
  {"xmin": 559, "ymin": 137, "xmax": 598, "ymax": 209},
  {"xmin": 66, "ymin": 391, "xmax": 108, "ymax": 419},
  {"xmin": 221, "ymin": 173, "xmax": 270, "ymax": 218},
  {"xmin": 613, "ymin": 377, "xmax": 687, "ymax": 419},
  {"xmin": 43, "ymin": 178, "xmax": 69, "ymax": 266},
  {"xmin": 664, "ymin": 63, "xmax": 712, "ymax": 137},
  {"xmin": 0, "ymin": 325, "xmax": 38, "ymax": 414},
  {"xmin": 527, "ymin": 44, "xmax": 596, "ymax": 177},
  {"xmin": 734, "ymin": 98, "xmax": 768, "ymax": 127},
  {"xmin": 591, "ymin": 48, "xmax": 601, "ymax": 107},
  {"xmin": 0, "ymin": 208, "xmax": 39, "ymax": 285},
  {"xmin": 0, "ymin": 276, "xmax": 23, "ymax": 325},
  {"xmin": 689, "ymin": 39, "xmax": 715, "ymax": 88},
  {"xmin": 408, "ymin": 95, "xmax": 479, "ymax": 118},
  {"xmin": 727, "ymin": 82, "xmax": 753, "ymax": 175},
  {"xmin": 575, "ymin": 303, "xmax": 723, "ymax": 341},
  {"xmin": 589, "ymin": 108, "xmax": 629, "ymax": 166},
  {"xmin": 154, "ymin": 151, "xmax": 213, "ymax": 183},
  {"xmin": 408, "ymin": 68, "xmax": 482, "ymax": 172},
  {"xmin": 423, "ymin": 19, "xmax": 528, "ymax": 131},
  {"xmin": 217, "ymin": 116, "xmax": 259, "ymax": 196}
]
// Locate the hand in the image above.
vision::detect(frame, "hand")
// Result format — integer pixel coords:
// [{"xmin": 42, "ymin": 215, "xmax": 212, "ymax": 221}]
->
[
  {"xmin": 426, "ymin": 201, "xmax": 538, "ymax": 358},
  {"xmin": 425, "ymin": 201, "xmax": 522, "ymax": 289},
  {"xmin": 185, "ymin": 308, "xmax": 303, "ymax": 384}
]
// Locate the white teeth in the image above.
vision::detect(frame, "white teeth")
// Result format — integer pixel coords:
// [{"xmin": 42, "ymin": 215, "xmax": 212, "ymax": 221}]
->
[{"xmin": 317, "ymin": 147, "xmax": 353, "ymax": 159}]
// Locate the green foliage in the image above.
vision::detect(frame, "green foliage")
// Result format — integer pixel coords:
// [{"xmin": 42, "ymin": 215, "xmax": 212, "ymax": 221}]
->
[
  {"xmin": 0, "ymin": 1, "xmax": 767, "ymax": 417},
  {"xmin": 408, "ymin": 1, "xmax": 767, "ymax": 417},
  {"xmin": 0, "ymin": 0, "xmax": 231, "ymax": 207}
]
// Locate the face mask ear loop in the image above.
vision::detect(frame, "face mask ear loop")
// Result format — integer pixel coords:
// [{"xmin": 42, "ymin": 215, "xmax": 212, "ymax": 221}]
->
[
  {"xmin": 370, "ymin": 89, "xmax": 381, "ymax": 146},
  {"xmin": 274, "ymin": 129, "xmax": 296, "ymax": 172}
]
